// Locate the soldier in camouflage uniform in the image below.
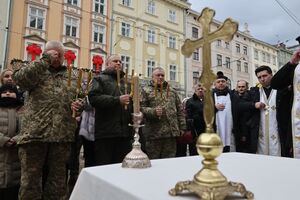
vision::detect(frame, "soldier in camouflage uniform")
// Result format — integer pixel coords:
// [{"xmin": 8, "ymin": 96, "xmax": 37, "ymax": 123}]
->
[
  {"xmin": 13, "ymin": 41, "xmax": 83, "ymax": 200},
  {"xmin": 140, "ymin": 67, "xmax": 186, "ymax": 159}
]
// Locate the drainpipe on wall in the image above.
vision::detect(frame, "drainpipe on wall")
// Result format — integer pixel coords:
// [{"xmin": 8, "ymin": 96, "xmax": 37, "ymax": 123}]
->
[
  {"xmin": 109, "ymin": 0, "xmax": 114, "ymax": 55},
  {"xmin": 3, "ymin": 0, "xmax": 13, "ymax": 70}
]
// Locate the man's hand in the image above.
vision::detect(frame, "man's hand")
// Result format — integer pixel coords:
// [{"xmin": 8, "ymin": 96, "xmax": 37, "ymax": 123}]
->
[
  {"xmin": 290, "ymin": 49, "xmax": 300, "ymax": 65},
  {"xmin": 46, "ymin": 49, "xmax": 60, "ymax": 64},
  {"xmin": 71, "ymin": 98, "xmax": 84, "ymax": 112},
  {"xmin": 255, "ymin": 102, "xmax": 266, "ymax": 109},
  {"xmin": 4, "ymin": 138, "xmax": 16, "ymax": 147},
  {"xmin": 119, "ymin": 94, "xmax": 131, "ymax": 105},
  {"xmin": 215, "ymin": 103, "xmax": 225, "ymax": 111}
]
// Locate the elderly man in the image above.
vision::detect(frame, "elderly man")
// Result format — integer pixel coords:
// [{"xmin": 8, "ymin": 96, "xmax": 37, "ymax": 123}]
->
[
  {"xmin": 13, "ymin": 40, "xmax": 82, "ymax": 199},
  {"xmin": 88, "ymin": 54, "xmax": 133, "ymax": 165},
  {"xmin": 140, "ymin": 67, "xmax": 186, "ymax": 159}
]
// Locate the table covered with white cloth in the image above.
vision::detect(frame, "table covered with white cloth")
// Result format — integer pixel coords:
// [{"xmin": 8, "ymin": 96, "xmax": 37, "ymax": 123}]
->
[{"xmin": 70, "ymin": 153, "xmax": 299, "ymax": 200}]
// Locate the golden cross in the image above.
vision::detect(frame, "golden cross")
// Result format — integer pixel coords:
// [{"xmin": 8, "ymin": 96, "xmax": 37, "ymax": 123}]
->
[{"xmin": 182, "ymin": 7, "xmax": 238, "ymax": 132}]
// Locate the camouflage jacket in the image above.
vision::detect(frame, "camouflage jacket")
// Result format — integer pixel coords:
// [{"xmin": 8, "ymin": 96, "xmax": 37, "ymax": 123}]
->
[
  {"xmin": 141, "ymin": 81, "xmax": 186, "ymax": 140},
  {"xmin": 12, "ymin": 54, "xmax": 77, "ymax": 144}
]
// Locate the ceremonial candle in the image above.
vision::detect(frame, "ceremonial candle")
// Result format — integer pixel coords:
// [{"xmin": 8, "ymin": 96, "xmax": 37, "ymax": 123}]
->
[
  {"xmin": 125, "ymin": 67, "xmax": 128, "ymax": 94},
  {"xmin": 68, "ymin": 64, "xmax": 72, "ymax": 87},
  {"xmin": 132, "ymin": 74, "xmax": 140, "ymax": 113},
  {"xmin": 154, "ymin": 80, "xmax": 158, "ymax": 97},
  {"xmin": 116, "ymin": 68, "xmax": 120, "ymax": 88},
  {"xmin": 130, "ymin": 69, "xmax": 135, "ymax": 96},
  {"xmin": 85, "ymin": 70, "xmax": 92, "ymax": 95},
  {"xmin": 167, "ymin": 82, "xmax": 170, "ymax": 98},
  {"xmin": 160, "ymin": 81, "xmax": 163, "ymax": 98},
  {"xmin": 77, "ymin": 68, "xmax": 83, "ymax": 91}
]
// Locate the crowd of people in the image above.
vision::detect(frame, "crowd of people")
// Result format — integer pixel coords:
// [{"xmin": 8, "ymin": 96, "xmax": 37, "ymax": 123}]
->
[{"xmin": 0, "ymin": 39, "xmax": 299, "ymax": 199}]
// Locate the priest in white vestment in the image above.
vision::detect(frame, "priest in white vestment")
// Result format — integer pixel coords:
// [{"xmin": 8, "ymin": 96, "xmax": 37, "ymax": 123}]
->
[{"xmin": 253, "ymin": 66, "xmax": 281, "ymax": 156}]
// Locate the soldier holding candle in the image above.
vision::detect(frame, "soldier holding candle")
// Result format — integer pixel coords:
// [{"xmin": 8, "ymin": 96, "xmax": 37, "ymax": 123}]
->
[
  {"xmin": 88, "ymin": 54, "xmax": 133, "ymax": 165},
  {"xmin": 140, "ymin": 67, "xmax": 186, "ymax": 159}
]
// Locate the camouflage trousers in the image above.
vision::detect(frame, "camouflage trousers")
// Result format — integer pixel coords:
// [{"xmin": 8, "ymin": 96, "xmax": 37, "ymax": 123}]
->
[
  {"xmin": 18, "ymin": 142, "xmax": 71, "ymax": 200},
  {"xmin": 146, "ymin": 137, "xmax": 176, "ymax": 159}
]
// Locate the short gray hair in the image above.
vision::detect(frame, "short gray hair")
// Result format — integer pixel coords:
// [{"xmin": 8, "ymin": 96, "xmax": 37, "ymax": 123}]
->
[{"xmin": 45, "ymin": 40, "xmax": 65, "ymax": 63}]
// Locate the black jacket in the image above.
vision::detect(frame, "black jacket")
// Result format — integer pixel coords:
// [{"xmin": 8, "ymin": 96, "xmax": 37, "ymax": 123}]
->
[{"xmin": 88, "ymin": 70, "xmax": 133, "ymax": 139}]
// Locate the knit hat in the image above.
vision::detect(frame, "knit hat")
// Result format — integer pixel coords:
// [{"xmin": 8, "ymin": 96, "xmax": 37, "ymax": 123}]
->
[
  {"xmin": 0, "ymin": 84, "xmax": 18, "ymax": 95},
  {"xmin": 216, "ymin": 71, "xmax": 228, "ymax": 81}
]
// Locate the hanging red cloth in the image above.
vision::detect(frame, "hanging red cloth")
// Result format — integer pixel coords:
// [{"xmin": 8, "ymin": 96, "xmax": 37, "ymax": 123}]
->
[
  {"xmin": 26, "ymin": 43, "xmax": 42, "ymax": 61},
  {"xmin": 92, "ymin": 55, "xmax": 103, "ymax": 73}
]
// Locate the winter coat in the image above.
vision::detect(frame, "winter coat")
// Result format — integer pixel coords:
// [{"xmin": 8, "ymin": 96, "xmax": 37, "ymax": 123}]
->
[
  {"xmin": 0, "ymin": 107, "xmax": 20, "ymax": 188},
  {"xmin": 88, "ymin": 69, "xmax": 133, "ymax": 139},
  {"xmin": 12, "ymin": 54, "xmax": 77, "ymax": 144}
]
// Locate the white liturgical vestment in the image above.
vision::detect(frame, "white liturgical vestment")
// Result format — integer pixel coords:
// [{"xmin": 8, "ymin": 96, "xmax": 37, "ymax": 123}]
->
[
  {"xmin": 257, "ymin": 88, "xmax": 281, "ymax": 156},
  {"xmin": 214, "ymin": 93, "xmax": 234, "ymax": 149},
  {"xmin": 292, "ymin": 63, "xmax": 300, "ymax": 158}
]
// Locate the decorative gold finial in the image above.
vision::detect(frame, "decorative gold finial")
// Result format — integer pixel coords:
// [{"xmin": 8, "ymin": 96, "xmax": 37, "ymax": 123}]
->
[{"xmin": 169, "ymin": 7, "xmax": 253, "ymax": 199}]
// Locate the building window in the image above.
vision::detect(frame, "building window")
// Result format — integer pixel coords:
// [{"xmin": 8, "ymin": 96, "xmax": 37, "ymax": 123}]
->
[
  {"xmin": 147, "ymin": 0, "xmax": 155, "ymax": 14},
  {"xmin": 121, "ymin": 55, "xmax": 130, "ymax": 71},
  {"xmin": 243, "ymin": 46, "xmax": 248, "ymax": 55},
  {"xmin": 67, "ymin": 0, "xmax": 78, "ymax": 6},
  {"xmin": 266, "ymin": 53, "xmax": 270, "ymax": 63},
  {"xmin": 244, "ymin": 62, "xmax": 248, "ymax": 73},
  {"xmin": 193, "ymin": 48, "xmax": 199, "ymax": 61},
  {"xmin": 147, "ymin": 60, "xmax": 155, "ymax": 77},
  {"xmin": 94, "ymin": 0, "xmax": 105, "ymax": 14},
  {"xmin": 225, "ymin": 42, "xmax": 230, "ymax": 49},
  {"xmin": 147, "ymin": 29, "xmax": 155, "ymax": 43},
  {"xmin": 262, "ymin": 52, "xmax": 266, "ymax": 62},
  {"xmin": 121, "ymin": 22, "xmax": 131, "ymax": 37},
  {"xmin": 170, "ymin": 64, "xmax": 176, "ymax": 81},
  {"xmin": 193, "ymin": 71, "xmax": 199, "ymax": 85},
  {"xmin": 217, "ymin": 54, "xmax": 222, "ymax": 66},
  {"xmin": 216, "ymin": 40, "xmax": 221, "ymax": 47},
  {"xmin": 122, "ymin": 0, "xmax": 131, "ymax": 7},
  {"xmin": 169, "ymin": 36, "xmax": 176, "ymax": 49},
  {"xmin": 237, "ymin": 60, "xmax": 241, "ymax": 71},
  {"xmin": 65, "ymin": 16, "xmax": 78, "ymax": 37},
  {"xmin": 192, "ymin": 27, "xmax": 198, "ymax": 38},
  {"xmin": 168, "ymin": 10, "xmax": 176, "ymax": 22},
  {"xmin": 225, "ymin": 57, "xmax": 231, "ymax": 69},
  {"xmin": 236, "ymin": 43, "xmax": 240, "ymax": 53},
  {"xmin": 272, "ymin": 56, "xmax": 276, "ymax": 65},
  {"xmin": 93, "ymin": 24, "xmax": 105, "ymax": 44},
  {"xmin": 29, "ymin": 7, "xmax": 45, "ymax": 30},
  {"xmin": 254, "ymin": 50, "xmax": 259, "ymax": 60}
]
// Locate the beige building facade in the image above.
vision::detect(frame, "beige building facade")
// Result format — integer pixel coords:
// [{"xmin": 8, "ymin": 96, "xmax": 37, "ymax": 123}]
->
[
  {"xmin": 111, "ymin": 0, "xmax": 190, "ymax": 97},
  {"xmin": 0, "ymin": 0, "xmax": 11, "ymax": 70},
  {"xmin": 7, "ymin": 0, "xmax": 112, "ymax": 70}
]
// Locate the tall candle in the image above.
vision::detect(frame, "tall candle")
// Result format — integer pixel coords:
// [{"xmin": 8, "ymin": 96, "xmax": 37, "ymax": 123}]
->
[
  {"xmin": 77, "ymin": 68, "xmax": 83, "ymax": 91},
  {"xmin": 68, "ymin": 64, "xmax": 72, "ymax": 87},
  {"xmin": 160, "ymin": 81, "xmax": 163, "ymax": 98},
  {"xmin": 85, "ymin": 70, "xmax": 92, "ymax": 95},
  {"xmin": 125, "ymin": 67, "xmax": 128, "ymax": 94},
  {"xmin": 133, "ymin": 75, "xmax": 140, "ymax": 113}
]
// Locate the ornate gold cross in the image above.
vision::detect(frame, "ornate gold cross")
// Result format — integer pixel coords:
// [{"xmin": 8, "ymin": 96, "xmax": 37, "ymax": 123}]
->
[{"xmin": 182, "ymin": 7, "xmax": 238, "ymax": 132}]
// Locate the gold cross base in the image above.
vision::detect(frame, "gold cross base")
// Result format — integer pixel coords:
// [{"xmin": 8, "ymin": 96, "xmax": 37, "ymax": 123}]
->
[{"xmin": 169, "ymin": 180, "xmax": 254, "ymax": 200}]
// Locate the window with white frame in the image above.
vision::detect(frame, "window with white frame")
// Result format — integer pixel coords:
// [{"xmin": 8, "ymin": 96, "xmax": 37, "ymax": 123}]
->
[
  {"xmin": 225, "ymin": 42, "xmax": 230, "ymax": 49},
  {"xmin": 121, "ymin": 55, "xmax": 130, "ymax": 71},
  {"xmin": 216, "ymin": 40, "xmax": 221, "ymax": 47},
  {"xmin": 121, "ymin": 22, "xmax": 131, "ymax": 37},
  {"xmin": 65, "ymin": 16, "xmax": 79, "ymax": 37},
  {"xmin": 266, "ymin": 53, "xmax": 270, "ymax": 63},
  {"xmin": 147, "ymin": 60, "xmax": 155, "ymax": 77},
  {"xmin": 169, "ymin": 64, "xmax": 176, "ymax": 81},
  {"xmin": 225, "ymin": 57, "xmax": 230, "ymax": 69},
  {"xmin": 93, "ymin": 24, "xmax": 105, "ymax": 44},
  {"xmin": 67, "ymin": 0, "xmax": 78, "ymax": 6},
  {"xmin": 168, "ymin": 10, "xmax": 176, "ymax": 22},
  {"xmin": 272, "ymin": 56, "xmax": 276, "ymax": 65},
  {"xmin": 243, "ymin": 46, "xmax": 248, "ymax": 55},
  {"xmin": 254, "ymin": 49, "xmax": 259, "ymax": 60},
  {"xmin": 217, "ymin": 54, "xmax": 222, "ymax": 66},
  {"xmin": 29, "ymin": 7, "xmax": 45, "ymax": 30},
  {"xmin": 193, "ymin": 48, "xmax": 199, "ymax": 61},
  {"xmin": 193, "ymin": 71, "xmax": 199, "ymax": 85},
  {"xmin": 122, "ymin": 0, "xmax": 131, "ymax": 7},
  {"xmin": 244, "ymin": 62, "xmax": 248, "ymax": 73},
  {"xmin": 237, "ymin": 60, "xmax": 241, "ymax": 71},
  {"xmin": 262, "ymin": 52, "xmax": 266, "ymax": 62},
  {"xmin": 147, "ymin": 28, "xmax": 155, "ymax": 43},
  {"xmin": 192, "ymin": 27, "xmax": 198, "ymax": 38},
  {"xmin": 147, "ymin": 0, "xmax": 155, "ymax": 15},
  {"xmin": 94, "ymin": 0, "xmax": 105, "ymax": 14},
  {"xmin": 169, "ymin": 35, "xmax": 176, "ymax": 49},
  {"xmin": 236, "ymin": 43, "xmax": 240, "ymax": 53}
]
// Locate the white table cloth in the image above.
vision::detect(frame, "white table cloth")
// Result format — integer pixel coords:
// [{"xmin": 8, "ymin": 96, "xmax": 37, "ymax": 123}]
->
[{"xmin": 70, "ymin": 153, "xmax": 299, "ymax": 200}]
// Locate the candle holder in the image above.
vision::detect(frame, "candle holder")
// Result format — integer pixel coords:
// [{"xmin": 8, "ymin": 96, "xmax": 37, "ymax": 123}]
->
[{"xmin": 122, "ymin": 112, "xmax": 151, "ymax": 168}]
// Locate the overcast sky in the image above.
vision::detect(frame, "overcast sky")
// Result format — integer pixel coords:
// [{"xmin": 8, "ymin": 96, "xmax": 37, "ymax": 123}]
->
[{"xmin": 188, "ymin": 0, "xmax": 300, "ymax": 47}]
